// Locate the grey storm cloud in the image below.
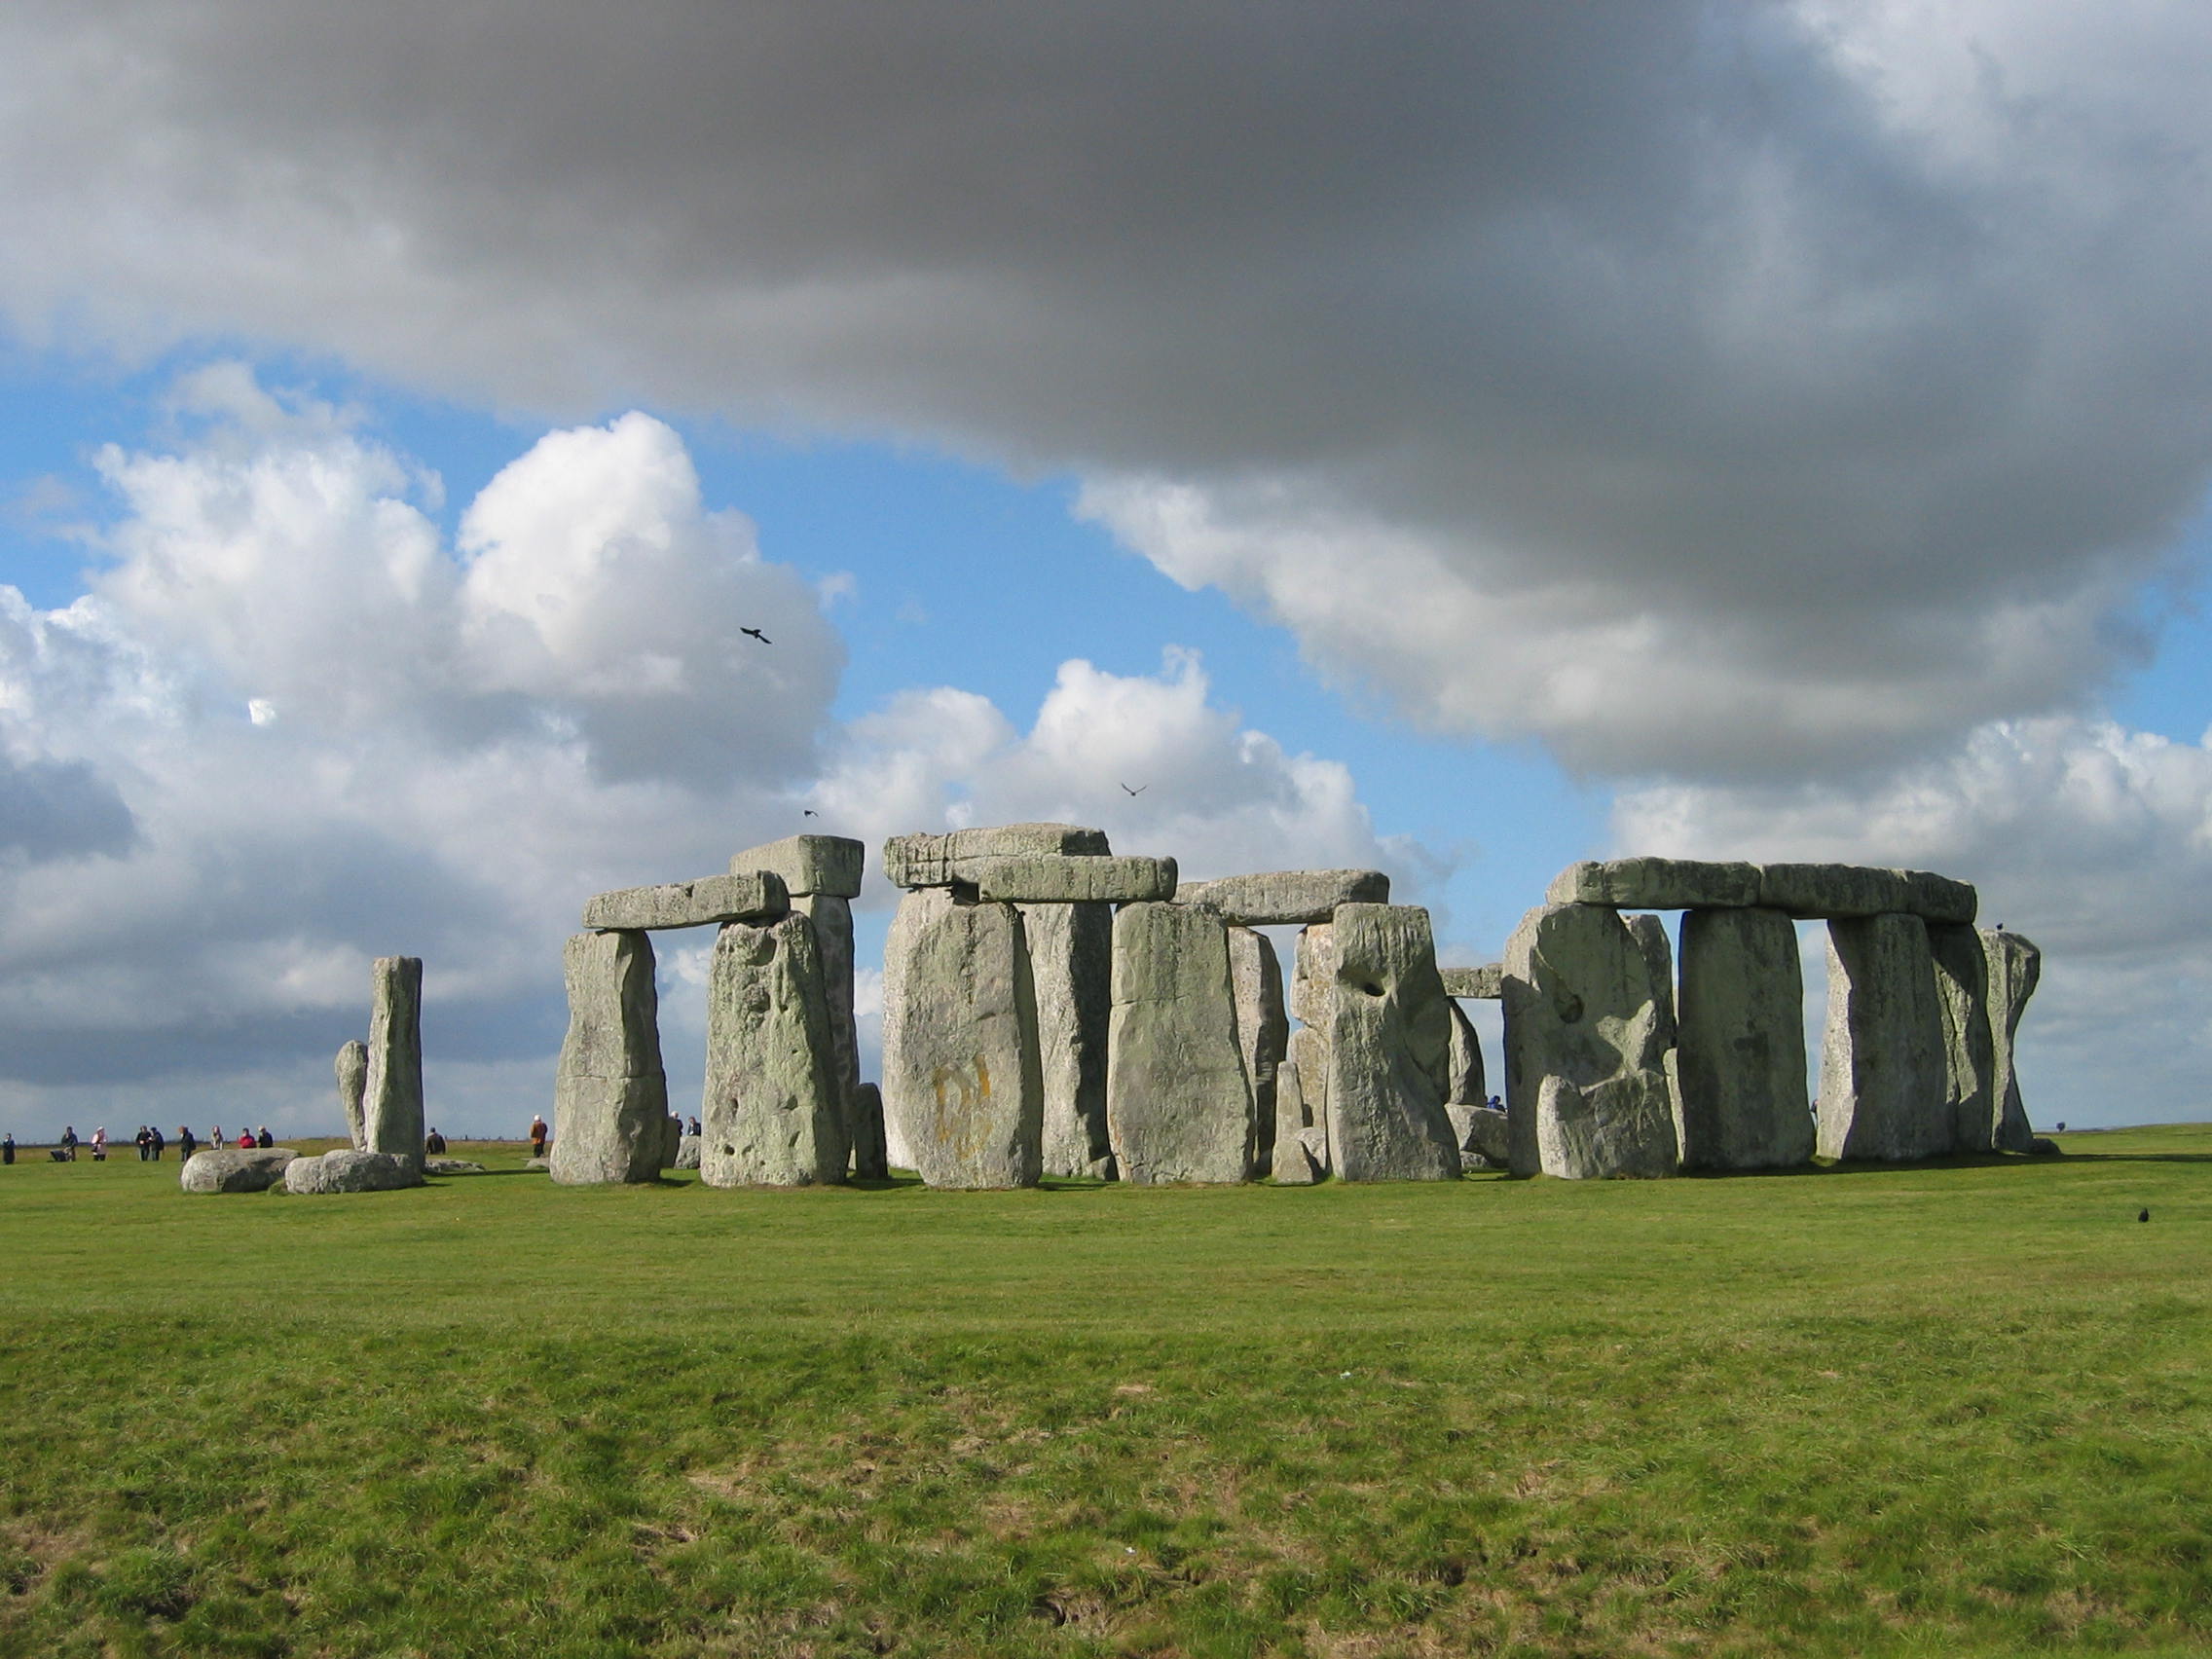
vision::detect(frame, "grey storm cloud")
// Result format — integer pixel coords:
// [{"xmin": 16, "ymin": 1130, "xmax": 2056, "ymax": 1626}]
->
[
  {"xmin": 0, "ymin": 753, "xmax": 135, "ymax": 863},
  {"xmin": 6, "ymin": 2, "xmax": 2212, "ymax": 775}
]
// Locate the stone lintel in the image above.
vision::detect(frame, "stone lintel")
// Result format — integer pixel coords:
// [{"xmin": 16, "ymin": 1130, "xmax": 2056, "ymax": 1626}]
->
[{"xmin": 583, "ymin": 871, "xmax": 789, "ymax": 931}]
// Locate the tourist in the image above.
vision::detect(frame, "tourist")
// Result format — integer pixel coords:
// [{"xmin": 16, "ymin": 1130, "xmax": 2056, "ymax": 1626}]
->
[
  {"xmin": 176, "ymin": 1124, "xmax": 197, "ymax": 1161},
  {"xmin": 149, "ymin": 1124, "xmax": 166, "ymax": 1161},
  {"xmin": 238, "ymin": 1127, "xmax": 254, "ymax": 1149},
  {"xmin": 2, "ymin": 1133, "xmax": 14, "ymax": 1165},
  {"xmin": 686, "ymin": 1116, "xmax": 700, "ymax": 1136},
  {"xmin": 256, "ymin": 1125, "xmax": 273, "ymax": 1148},
  {"xmin": 528, "ymin": 1115, "xmax": 548, "ymax": 1159},
  {"xmin": 424, "ymin": 1127, "xmax": 448, "ymax": 1155},
  {"xmin": 209, "ymin": 1125, "xmax": 221, "ymax": 1151},
  {"xmin": 59, "ymin": 1124, "xmax": 78, "ymax": 1161},
  {"xmin": 90, "ymin": 1126, "xmax": 107, "ymax": 1161}
]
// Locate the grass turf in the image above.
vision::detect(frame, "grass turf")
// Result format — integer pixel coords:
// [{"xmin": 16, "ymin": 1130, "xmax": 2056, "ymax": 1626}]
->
[{"xmin": 0, "ymin": 1125, "xmax": 2208, "ymax": 1657}]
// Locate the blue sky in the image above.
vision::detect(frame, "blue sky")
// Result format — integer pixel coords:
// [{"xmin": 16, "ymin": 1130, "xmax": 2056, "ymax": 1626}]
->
[{"xmin": 5, "ymin": 2, "xmax": 2212, "ymax": 1137}]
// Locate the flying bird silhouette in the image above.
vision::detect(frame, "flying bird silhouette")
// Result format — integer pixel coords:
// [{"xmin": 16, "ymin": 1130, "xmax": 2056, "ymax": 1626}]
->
[
  {"xmin": 741, "ymin": 627, "xmax": 772, "ymax": 645},
  {"xmin": 1120, "ymin": 783, "xmax": 1146, "ymax": 796},
  {"xmin": 802, "ymin": 809, "xmax": 819, "ymax": 818}
]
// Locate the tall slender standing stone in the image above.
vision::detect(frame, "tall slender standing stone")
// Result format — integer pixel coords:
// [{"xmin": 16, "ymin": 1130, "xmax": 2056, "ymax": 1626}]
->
[
  {"xmin": 701, "ymin": 913, "xmax": 847, "ymax": 1186},
  {"xmin": 1107, "ymin": 902, "xmax": 1255, "ymax": 1183},
  {"xmin": 881, "ymin": 890, "xmax": 1044, "ymax": 1188},
  {"xmin": 1677, "ymin": 907, "xmax": 1813, "ymax": 1170},
  {"xmin": 1928, "ymin": 922, "xmax": 1998, "ymax": 1153},
  {"xmin": 850, "ymin": 1082, "xmax": 889, "ymax": 1180},
  {"xmin": 1444, "ymin": 1000, "xmax": 1485, "ymax": 1106},
  {"xmin": 335, "ymin": 1041, "xmax": 368, "ymax": 1151},
  {"xmin": 1818, "ymin": 913, "xmax": 1951, "ymax": 1161},
  {"xmin": 1016, "ymin": 901, "xmax": 1115, "ymax": 1178},
  {"xmin": 1625, "ymin": 911, "xmax": 1684, "ymax": 1156},
  {"xmin": 1322, "ymin": 903, "xmax": 1460, "ymax": 1181},
  {"xmin": 795, "ymin": 892, "xmax": 862, "ymax": 1161},
  {"xmin": 551, "ymin": 930, "xmax": 669, "ymax": 1185},
  {"xmin": 360, "ymin": 956, "xmax": 424, "ymax": 1173},
  {"xmin": 1984, "ymin": 929, "xmax": 2042, "ymax": 1153},
  {"xmin": 1228, "ymin": 925, "xmax": 1288, "ymax": 1177},
  {"xmin": 1502, "ymin": 903, "xmax": 1678, "ymax": 1178}
]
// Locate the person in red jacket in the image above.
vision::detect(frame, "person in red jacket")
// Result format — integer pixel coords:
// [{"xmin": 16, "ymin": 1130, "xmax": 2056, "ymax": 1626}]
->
[{"xmin": 238, "ymin": 1128, "xmax": 255, "ymax": 1149}]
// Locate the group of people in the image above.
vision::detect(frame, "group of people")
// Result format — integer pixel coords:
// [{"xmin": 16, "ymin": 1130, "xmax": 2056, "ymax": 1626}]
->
[{"xmin": 2, "ymin": 1115, "xmax": 665, "ymax": 1167}]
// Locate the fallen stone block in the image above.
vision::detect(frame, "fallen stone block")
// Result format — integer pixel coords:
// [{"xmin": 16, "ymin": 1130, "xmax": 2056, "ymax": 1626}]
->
[
  {"xmin": 1107, "ymin": 902, "xmax": 1255, "ymax": 1183},
  {"xmin": 284, "ymin": 1149, "xmax": 424, "ymax": 1194},
  {"xmin": 970, "ymin": 854, "xmax": 1177, "ymax": 903},
  {"xmin": 1818, "ymin": 913, "xmax": 1952, "ymax": 1161},
  {"xmin": 1174, "ymin": 868, "xmax": 1388, "ymax": 925},
  {"xmin": 335, "ymin": 1040, "xmax": 367, "ymax": 1151},
  {"xmin": 1323, "ymin": 903, "xmax": 1461, "ymax": 1182},
  {"xmin": 424, "ymin": 1157, "xmax": 487, "ymax": 1175},
  {"xmin": 362, "ymin": 956, "xmax": 424, "ymax": 1173},
  {"xmin": 1439, "ymin": 965, "xmax": 1502, "ymax": 999},
  {"xmin": 881, "ymin": 889, "xmax": 1045, "ymax": 1188},
  {"xmin": 1445, "ymin": 1103, "xmax": 1511, "ymax": 1170},
  {"xmin": 1502, "ymin": 903, "xmax": 1678, "ymax": 1178},
  {"xmin": 180, "ymin": 1147, "xmax": 298, "ymax": 1193},
  {"xmin": 1548, "ymin": 858, "xmax": 1762, "ymax": 911},
  {"xmin": 583, "ymin": 871, "xmax": 788, "ymax": 931},
  {"xmin": 1020, "ymin": 902, "xmax": 1114, "ymax": 1179},
  {"xmin": 1677, "ymin": 906, "xmax": 1814, "ymax": 1170},
  {"xmin": 883, "ymin": 823, "xmax": 1111, "ymax": 888},
  {"xmin": 701, "ymin": 912, "xmax": 848, "ymax": 1186},
  {"xmin": 675, "ymin": 1134, "xmax": 701, "ymax": 1170},
  {"xmin": 729, "ymin": 833, "xmax": 865, "ymax": 899},
  {"xmin": 1985, "ymin": 929, "xmax": 2042, "ymax": 1154},
  {"xmin": 551, "ymin": 930, "xmax": 669, "ymax": 1186}
]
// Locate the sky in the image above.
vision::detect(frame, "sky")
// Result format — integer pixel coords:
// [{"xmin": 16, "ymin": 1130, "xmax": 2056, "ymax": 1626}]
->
[{"xmin": 3, "ymin": 0, "xmax": 2212, "ymax": 1139}]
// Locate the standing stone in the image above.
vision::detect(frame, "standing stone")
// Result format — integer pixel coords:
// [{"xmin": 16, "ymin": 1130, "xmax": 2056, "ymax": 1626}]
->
[
  {"xmin": 1017, "ymin": 901, "xmax": 1115, "ymax": 1179},
  {"xmin": 662, "ymin": 1114, "xmax": 683, "ymax": 1170},
  {"xmin": 361, "ymin": 956, "xmax": 424, "ymax": 1173},
  {"xmin": 1928, "ymin": 923, "xmax": 1998, "ymax": 1153},
  {"xmin": 700, "ymin": 913, "xmax": 848, "ymax": 1186},
  {"xmin": 1677, "ymin": 907, "xmax": 1813, "ymax": 1170},
  {"xmin": 551, "ymin": 930, "xmax": 669, "ymax": 1186},
  {"xmin": 1984, "ymin": 929, "xmax": 2042, "ymax": 1153},
  {"xmin": 795, "ymin": 893, "xmax": 863, "ymax": 1167},
  {"xmin": 1228, "ymin": 925, "xmax": 1288, "ymax": 1176},
  {"xmin": 335, "ymin": 1040, "xmax": 368, "ymax": 1151},
  {"xmin": 850, "ymin": 1082, "xmax": 889, "ymax": 1179},
  {"xmin": 1323, "ymin": 904, "xmax": 1460, "ymax": 1181},
  {"xmin": 1817, "ymin": 913, "xmax": 1951, "ymax": 1161},
  {"xmin": 1502, "ymin": 904, "xmax": 1678, "ymax": 1179},
  {"xmin": 1107, "ymin": 903, "xmax": 1255, "ymax": 1183},
  {"xmin": 1444, "ymin": 999, "xmax": 1485, "ymax": 1105},
  {"xmin": 881, "ymin": 890, "xmax": 1044, "ymax": 1189},
  {"xmin": 1270, "ymin": 1058, "xmax": 1323, "ymax": 1183},
  {"xmin": 1625, "ymin": 912, "xmax": 1683, "ymax": 1156}
]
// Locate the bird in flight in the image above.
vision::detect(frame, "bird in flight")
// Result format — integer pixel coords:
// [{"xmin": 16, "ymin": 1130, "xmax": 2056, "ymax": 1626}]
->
[
  {"xmin": 1120, "ymin": 783, "xmax": 1146, "ymax": 796},
  {"xmin": 741, "ymin": 627, "xmax": 772, "ymax": 645},
  {"xmin": 802, "ymin": 809, "xmax": 819, "ymax": 818}
]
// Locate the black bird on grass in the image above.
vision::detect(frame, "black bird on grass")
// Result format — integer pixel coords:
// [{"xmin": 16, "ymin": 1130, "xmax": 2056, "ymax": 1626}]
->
[
  {"xmin": 741, "ymin": 627, "xmax": 772, "ymax": 644},
  {"xmin": 2140, "ymin": 1208, "xmax": 2151, "ymax": 1223}
]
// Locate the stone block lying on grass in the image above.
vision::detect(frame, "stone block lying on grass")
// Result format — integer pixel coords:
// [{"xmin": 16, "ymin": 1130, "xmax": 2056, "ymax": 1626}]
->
[
  {"xmin": 285, "ymin": 1149, "xmax": 424, "ymax": 1194},
  {"xmin": 424, "ymin": 1158, "xmax": 487, "ymax": 1175},
  {"xmin": 180, "ymin": 1148, "xmax": 298, "ymax": 1193}
]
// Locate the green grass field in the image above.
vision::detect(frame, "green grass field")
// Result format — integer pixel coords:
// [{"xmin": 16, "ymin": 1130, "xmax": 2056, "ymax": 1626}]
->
[{"xmin": 1, "ymin": 1126, "xmax": 2208, "ymax": 1658}]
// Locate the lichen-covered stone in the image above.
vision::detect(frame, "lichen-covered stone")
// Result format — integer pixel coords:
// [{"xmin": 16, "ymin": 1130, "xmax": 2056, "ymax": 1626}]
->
[
  {"xmin": 883, "ymin": 824, "xmax": 1110, "ymax": 889},
  {"xmin": 972, "ymin": 854, "xmax": 1176, "ymax": 903},
  {"xmin": 700, "ymin": 913, "xmax": 847, "ymax": 1186},
  {"xmin": 1323, "ymin": 903, "xmax": 1460, "ymax": 1182},
  {"xmin": 551, "ymin": 930, "xmax": 668, "ymax": 1186},
  {"xmin": 335, "ymin": 1040, "xmax": 367, "ymax": 1151},
  {"xmin": 284, "ymin": 1148, "xmax": 423, "ymax": 1194},
  {"xmin": 1019, "ymin": 902, "xmax": 1114, "ymax": 1179},
  {"xmin": 1445, "ymin": 1103, "xmax": 1511, "ymax": 1169},
  {"xmin": 180, "ymin": 1147, "xmax": 298, "ymax": 1193},
  {"xmin": 584, "ymin": 871, "xmax": 788, "ymax": 931},
  {"xmin": 1229, "ymin": 925, "xmax": 1288, "ymax": 1176},
  {"xmin": 1928, "ymin": 923, "xmax": 1997, "ymax": 1153},
  {"xmin": 1106, "ymin": 902, "xmax": 1254, "ymax": 1184},
  {"xmin": 1175, "ymin": 868, "xmax": 1388, "ymax": 925},
  {"xmin": 1439, "ymin": 965, "xmax": 1502, "ymax": 999},
  {"xmin": 1758, "ymin": 865, "xmax": 1912, "ymax": 920},
  {"xmin": 1445, "ymin": 998, "xmax": 1485, "ymax": 1105},
  {"xmin": 675, "ymin": 1134, "xmax": 701, "ymax": 1170},
  {"xmin": 1985, "ymin": 929, "xmax": 2042, "ymax": 1154},
  {"xmin": 795, "ymin": 893, "xmax": 862, "ymax": 1168},
  {"xmin": 1548, "ymin": 858, "xmax": 1762, "ymax": 911},
  {"xmin": 1502, "ymin": 903, "xmax": 1678, "ymax": 1178},
  {"xmin": 1677, "ymin": 906, "xmax": 1813, "ymax": 1170},
  {"xmin": 1817, "ymin": 913, "xmax": 1951, "ymax": 1161},
  {"xmin": 881, "ymin": 890, "xmax": 1044, "ymax": 1188},
  {"xmin": 1270, "ymin": 1057, "xmax": 1324, "ymax": 1183},
  {"xmin": 362, "ymin": 956, "xmax": 424, "ymax": 1173},
  {"xmin": 850, "ymin": 1083, "xmax": 889, "ymax": 1179},
  {"xmin": 730, "ymin": 834, "xmax": 865, "ymax": 899}
]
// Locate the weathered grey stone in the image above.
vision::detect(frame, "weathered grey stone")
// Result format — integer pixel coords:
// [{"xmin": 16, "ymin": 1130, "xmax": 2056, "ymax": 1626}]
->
[
  {"xmin": 523, "ymin": 1157, "xmax": 551, "ymax": 1171},
  {"xmin": 1817, "ymin": 913, "xmax": 1952, "ymax": 1161},
  {"xmin": 583, "ymin": 871, "xmax": 788, "ymax": 932},
  {"xmin": 1626, "ymin": 911, "xmax": 1686, "ymax": 1160},
  {"xmin": 730, "ymin": 834, "xmax": 866, "ymax": 900},
  {"xmin": 1288, "ymin": 922, "xmax": 1337, "ymax": 1027},
  {"xmin": 701, "ymin": 913, "xmax": 848, "ymax": 1186},
  {"xmin": 550, "ymin": 930, "xmax": 668, "ymax": 1186},
  {"xmin": 661, "ymin": 1114, "xmax": 682, "ymax": 1170},
  {"xmin": 1324, "ymin": 903, "xmax": 1461, "ymax": 1182},
  {"xmin": 675, "ymin": 1134, "xmax": 701, "ymax": 1170},
  {"xmin": 1502, "ymin": 903, "xmax": 1679, "ymax": 1179},
  {"xmin": 334, "ymin": 1040, "xmax": 367, "ymax": 1151},
  {"xmin": 883, "ymin": 823, "xmax": 1111, "ymax": 889},
  {"xmin": 1439, "ymin": 965, "xmax": 1502, "ymax": 1000},
  {"xmin": 1228, "ymin": 926, "xmax": 1288, "ymax": 1177},
  {"xmin": 1985, "ymin": 929, "xmax": 2042, "ymax": 1154},
  {"xmin": 881, "ymin": 890, "xmax": 1044, "ymax": 1188},
  {"xmin": 1018, "ymin": 902, "xmax": 1114, "ymax": 1179},
  {"xmin": 1174, "ymin": 868, "xmax": 1389, "ymax": 925},
  {"xmin": 1548, "ymin": 858, "xmax": 1762, "ymax": 911},
  {"xmin": 180, "ymin": 1147, "xmax": 298, "ymax": 1193},
  {"xmin": 850, "ymin": 1083, "xmax": 889, "ymax": 1179},
  {"xmin": 1757, "ymin": 865, "xmax": 1910, "ymax": 920},
  {"xmin": 1444, "ymin": 1103, "xmax": 1511, "ymax": 1170},
  {"xmin": 1676, "ymin": 907, "xmax": 1814, "ymax": 1170},
  {"xmin": 361, "ymin": 956, "xmax": 424, "ymax": 1173},
  {"xmin": 424, "ymin": 1157, "xmax": 486, "ymax": 1175},
  {"xmin": 1107, "ymin": 902, "xmax": 1255, "ymax": 1183},
  {"xmin": 1899, "ymin": 869, "xmax": 1978, "ymax": 926},
  {"xmin": 971, "ymin": 854, "xmax": 1175, "ymax": 903},
  {"xmin": 1928, "ymin": 923, "xmax": 1997, "ymax": 1154},
  {"xmin": 794, "ymin": 893, "xmax": 862, "ymax": 1169},
  {"xmin": 1445, "ymin": 998, "xmax": 1485, "ymax": 1105},
  {"xmin": 284, "ymin": 1148, "xmax": 424, "ymax": 1194},
  {"xmin": 1270, "ymin": 1057, "xmax": 1324, "ymax": 1183}
]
